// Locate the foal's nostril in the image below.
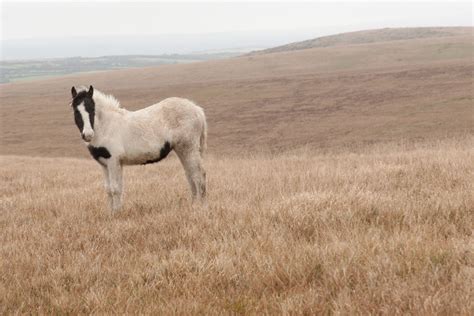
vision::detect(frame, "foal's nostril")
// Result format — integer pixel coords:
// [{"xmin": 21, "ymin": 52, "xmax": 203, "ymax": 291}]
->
[{"xmin": 82, "ymin": 133, "xmax": 92, "ymax": 142}]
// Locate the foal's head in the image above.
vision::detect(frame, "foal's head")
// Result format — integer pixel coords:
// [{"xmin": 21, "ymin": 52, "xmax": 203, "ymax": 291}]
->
[{"xmin": 70, "ymin": 86, "xmax": 95, "ymax": 142}]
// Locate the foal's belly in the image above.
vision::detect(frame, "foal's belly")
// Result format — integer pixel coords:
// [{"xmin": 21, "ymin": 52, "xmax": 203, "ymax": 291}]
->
[{"xmin": 120, "ymin": 141, "xmax": 173, "ymax": 166}]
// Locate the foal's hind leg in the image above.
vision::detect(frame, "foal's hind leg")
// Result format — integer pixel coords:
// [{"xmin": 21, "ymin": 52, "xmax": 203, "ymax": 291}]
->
[{"xmin": 176, "ymin": 149, "xmax": 206, "ymax": 203}]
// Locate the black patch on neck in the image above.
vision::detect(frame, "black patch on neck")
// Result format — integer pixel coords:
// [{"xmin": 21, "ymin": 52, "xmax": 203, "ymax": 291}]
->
[
  {"xmin": 88, "ymin": 146, "xmax": 111, "ymax": 165},
  {"xmin": 72, "ymin": 90, "xmax": 95, "ymax": 132},
  {"xmin": 143, "ymin": 141, "xmax": 172, "ymax": 165}
]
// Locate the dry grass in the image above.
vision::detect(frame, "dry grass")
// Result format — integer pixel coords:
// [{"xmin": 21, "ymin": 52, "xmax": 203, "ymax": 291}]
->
[
  {"xmin": 1, "ymin": 137, "xmax": 473, "ymax": 314},
  {"xmin": 1, "ymin": 27, "xmax": 472, "ymax": 314}
]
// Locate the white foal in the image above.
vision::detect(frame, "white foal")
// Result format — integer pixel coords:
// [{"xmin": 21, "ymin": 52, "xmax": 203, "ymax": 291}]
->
[{"xmin": 70, "ymin": 86, "xmax": 207, "ymax": 212}]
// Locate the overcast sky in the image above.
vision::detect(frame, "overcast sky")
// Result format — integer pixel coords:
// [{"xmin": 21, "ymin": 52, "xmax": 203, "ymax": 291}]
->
[
  {"xmin": 2, "ymin": 1, "xmax": 471, "ymax": 40},
  {"xmin": 0, "ymin": 1, "xmax": 471, "ymax": 59}
]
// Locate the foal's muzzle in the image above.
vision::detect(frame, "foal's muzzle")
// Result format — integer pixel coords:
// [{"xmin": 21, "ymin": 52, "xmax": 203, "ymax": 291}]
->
[{"xmin": 82, "ymin": 132, "xmax": 94, "ymax": 142}]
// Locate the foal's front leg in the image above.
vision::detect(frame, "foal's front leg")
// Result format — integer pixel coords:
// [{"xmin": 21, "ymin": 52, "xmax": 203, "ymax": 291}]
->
[
  {"xmin": 101, "ymin": 166, "xmax": 113, "ymax": 210},
  {"xmin": 106, "ymin": 159, "xmax": 123, "ymax": 212}
]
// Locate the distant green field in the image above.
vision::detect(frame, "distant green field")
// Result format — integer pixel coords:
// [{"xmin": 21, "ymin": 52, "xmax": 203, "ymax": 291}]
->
[{"xmin": 0, "ymin": 53, "xmax": 240, "ymax": 83}]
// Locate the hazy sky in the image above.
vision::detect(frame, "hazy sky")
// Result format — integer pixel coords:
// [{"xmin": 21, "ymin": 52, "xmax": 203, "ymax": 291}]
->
[{"xmin": 2, "ymin": 1, "xmax": 472, "ymax": 40}]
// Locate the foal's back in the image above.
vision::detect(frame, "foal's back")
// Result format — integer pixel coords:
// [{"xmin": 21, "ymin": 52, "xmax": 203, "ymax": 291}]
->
[{"xmin": 148, "ymin": 97, "xmax": 205, "ymax": 130}]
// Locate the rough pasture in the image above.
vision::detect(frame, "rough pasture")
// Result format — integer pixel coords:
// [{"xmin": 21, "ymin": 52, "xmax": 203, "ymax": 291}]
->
[{"xmin": 1, "ymin": 138, "xmax": 472, "ymax": 314}]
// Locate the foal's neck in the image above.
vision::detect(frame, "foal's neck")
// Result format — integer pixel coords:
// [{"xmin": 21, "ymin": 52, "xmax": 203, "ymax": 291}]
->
[{"xmin": 95, "ymin": 104, "xmax": 127, "ymax": 134}]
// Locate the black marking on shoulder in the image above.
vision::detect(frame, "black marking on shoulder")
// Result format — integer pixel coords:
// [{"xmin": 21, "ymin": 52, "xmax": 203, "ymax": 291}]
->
[
  {"xmin": 143, "ymin": 141, "xmax": 172, "ymax": 165},
  {"xmin": 88, "ymin": 146, "xmax": 111, "ymax": 165}
]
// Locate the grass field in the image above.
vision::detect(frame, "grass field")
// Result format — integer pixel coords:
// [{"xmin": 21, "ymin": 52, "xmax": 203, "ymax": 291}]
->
[
  {"xmin": 1, "ymin": 27, "xmax": 473, "ymax": 314},
  {"xmin": 1, "ymin": 137, "xmax": 473, "ymax": 314}
]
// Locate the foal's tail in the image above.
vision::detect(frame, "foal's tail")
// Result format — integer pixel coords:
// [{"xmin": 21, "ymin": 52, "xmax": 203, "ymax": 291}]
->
[{"xmin": 200, "ymin": 119, "xmax": 207, "ymax": 157}]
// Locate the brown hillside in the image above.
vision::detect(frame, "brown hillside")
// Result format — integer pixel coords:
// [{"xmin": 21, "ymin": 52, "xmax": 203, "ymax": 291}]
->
[
  {"xmin": 250, "ymin": 27, "xmax": 473, "ymax": 54},
  {"xmin": 0, "ymin": 28, "xmax": 473, "ymax": 158}
]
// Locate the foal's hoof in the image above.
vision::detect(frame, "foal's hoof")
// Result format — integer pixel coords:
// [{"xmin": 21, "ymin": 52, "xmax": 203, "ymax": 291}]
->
[
  {"xmin": 192, "ymin": 199, "xmax": 208, "ymax": 211},
  {"xmin": 111, "ymin": 206, "xmax": 123, "ymax": 213}
]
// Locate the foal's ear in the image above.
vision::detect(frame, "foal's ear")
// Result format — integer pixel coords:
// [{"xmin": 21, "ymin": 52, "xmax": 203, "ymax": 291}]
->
[
  {"xmin": 88, "ymin": 85, "xmax": 94, "ymax": 97},
  {"xmin": 71, "ymin": 86, "xmax": 77, "ymax": 98}
]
